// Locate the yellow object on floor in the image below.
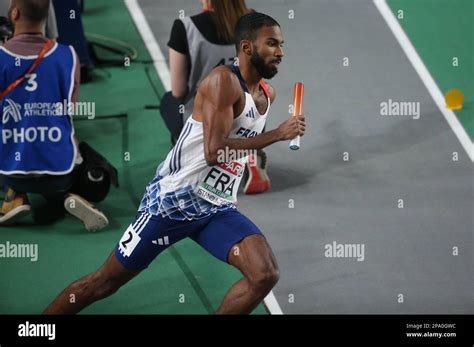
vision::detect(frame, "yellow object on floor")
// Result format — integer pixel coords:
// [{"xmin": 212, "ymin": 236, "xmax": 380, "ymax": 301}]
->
[{"xmin": 445, "ymin": 89, "xmax": 464, "ymax": 110}]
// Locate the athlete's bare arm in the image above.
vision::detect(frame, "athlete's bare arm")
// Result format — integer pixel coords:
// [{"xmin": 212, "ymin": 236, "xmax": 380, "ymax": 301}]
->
[{"xmin": 195, "ymin": 67, "xmax": 305, "ymax": 166}]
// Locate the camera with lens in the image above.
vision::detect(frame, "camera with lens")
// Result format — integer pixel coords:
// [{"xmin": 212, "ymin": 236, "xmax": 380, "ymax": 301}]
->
[{"xmin": 0, "ymin": 16, "xmax": 13, "ymax": 45}]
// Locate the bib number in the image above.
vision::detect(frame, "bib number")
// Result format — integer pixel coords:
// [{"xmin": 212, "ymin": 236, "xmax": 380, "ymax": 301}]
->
[
  {"xmin": 118, "ymin": 224, "xmax": 142, "ymax": 258},
  {"xmin": 196, "ymin": 161, "xmax": 245, "ymax": 205},
  {"xmin": 25, "ymin": 73, "xmax": 38, "ymax": 92}
]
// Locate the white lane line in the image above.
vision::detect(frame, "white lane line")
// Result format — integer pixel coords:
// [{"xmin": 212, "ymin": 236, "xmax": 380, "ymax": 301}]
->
[
  {"xmin": 264, "ymin": 291, "xmax": 284, "ymax": 315},
  {"xmin": 124, "ymin": 0, "xmax": 171, "ymax": 91},
  {"xmin": 124, "ymin": 0, "xmax": 284, "ymax": 315},
  {"xmin": 374, "ymin": 0, "xmax": 473, "ymax": 162}
]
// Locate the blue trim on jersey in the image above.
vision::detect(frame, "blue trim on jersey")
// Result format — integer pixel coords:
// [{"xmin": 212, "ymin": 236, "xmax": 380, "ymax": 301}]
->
[
  {"xmin": 138, "ymin": 174, "xmax": 234, "ymax": 221},
  {"xmin": 169, "ymin": 122, "xmax": 189, "ymax": 173},
  {"xmin": 173, "ymin": 122, "xmax": 193, "ymax": 174},
  {"xmin": 229, "ymin": 64, "xmax": 249, "ymax": 93}
]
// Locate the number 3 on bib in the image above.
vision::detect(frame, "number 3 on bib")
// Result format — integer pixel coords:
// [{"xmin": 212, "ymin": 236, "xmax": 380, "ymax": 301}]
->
[{"xmin": 25, "ymin": 73, "xmax": 38, "ymax": 92}]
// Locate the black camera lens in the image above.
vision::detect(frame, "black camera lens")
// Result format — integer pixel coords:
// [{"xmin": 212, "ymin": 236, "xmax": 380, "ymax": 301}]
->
[{"xmin": 0, "ymin": 16, "xmax": 13, "ymax": 41}]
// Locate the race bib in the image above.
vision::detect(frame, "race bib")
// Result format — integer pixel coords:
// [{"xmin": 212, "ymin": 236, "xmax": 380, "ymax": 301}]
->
[{"xmin": 195, "ymin": 161, "xmax": 245, "ymax": 205}]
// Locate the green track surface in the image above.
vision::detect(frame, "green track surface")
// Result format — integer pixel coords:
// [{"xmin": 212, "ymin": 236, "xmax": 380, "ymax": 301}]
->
[
  {"xmin": 0, "ymin": 0, "xmax": 266, "ymax": 314},
  {"xmin": 388, "ymin": 0, "xmax": 473, "ymax": 139}
]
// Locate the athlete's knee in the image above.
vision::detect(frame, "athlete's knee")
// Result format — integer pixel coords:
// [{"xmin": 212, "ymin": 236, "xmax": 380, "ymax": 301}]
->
[
  {"xmin": 249, "ymin": 264, "xmax": 280, "ymax": 292},
  {"xmin": 263, "ymin": 266, "xmax": 280, "ymax": 288}
]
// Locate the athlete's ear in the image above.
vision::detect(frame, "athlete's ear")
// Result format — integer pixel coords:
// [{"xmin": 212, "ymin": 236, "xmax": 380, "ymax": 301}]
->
[
  {"xmin": 10, "ymin": 6, "xmax": 20, "ymax": 21},
  {"xmin": 241, "ymin": 40, "xmax": 253, "ymax": 56}
]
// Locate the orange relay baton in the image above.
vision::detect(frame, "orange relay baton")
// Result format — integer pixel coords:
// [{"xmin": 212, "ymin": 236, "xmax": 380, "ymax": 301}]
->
[{"xmin": 289, "ymin": 82, "xmax": 304, "ymax": 150}]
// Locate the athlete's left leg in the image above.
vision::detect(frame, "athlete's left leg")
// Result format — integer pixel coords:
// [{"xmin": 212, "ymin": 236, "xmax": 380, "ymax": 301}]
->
[
  {"xmin": 217, "ymin": 234, "xmax": 279, "ymax": 314},
  {"xmin": 192, "ymin": 209, "xmax": 279, "ymax": 314}
]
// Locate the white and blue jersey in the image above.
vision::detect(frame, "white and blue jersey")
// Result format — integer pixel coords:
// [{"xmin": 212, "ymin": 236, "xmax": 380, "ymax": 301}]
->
[
  {"xmin": 0, "ymin": 42, "xmax": 77, "ymax": 175},
  {"xmin": 138, "ymin": 65, "xmax": 270, "ymax": 221},
  {"xmin": 116, "ymin": 65, "xmax": 271, "ymax": 269}
]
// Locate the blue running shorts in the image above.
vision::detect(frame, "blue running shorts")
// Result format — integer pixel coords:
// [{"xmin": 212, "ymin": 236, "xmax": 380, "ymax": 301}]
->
[{"xmin": 115, "ymin": 208, "xmax": 263, "ymax": 270}]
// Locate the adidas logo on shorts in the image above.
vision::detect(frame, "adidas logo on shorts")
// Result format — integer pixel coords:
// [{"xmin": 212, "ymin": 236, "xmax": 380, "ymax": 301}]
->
[{"xmin": 152, "ymin": 236, "xmax": 169, "ymax": 245}]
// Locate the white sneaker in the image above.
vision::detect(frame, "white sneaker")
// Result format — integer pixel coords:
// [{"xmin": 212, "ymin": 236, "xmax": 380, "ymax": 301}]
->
[
  {"xmin": 0, "ymin": 192, "xmax": 32, "ymax": 226},
  {"xmin": 64, "ymin": 193, "xmax": 108, "ymax": 232}
]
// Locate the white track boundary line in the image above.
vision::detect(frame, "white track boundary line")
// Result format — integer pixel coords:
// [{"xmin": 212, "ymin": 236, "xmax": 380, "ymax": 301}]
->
[
  {"xmin": 124, "ymin": 0, "xmax": 284, "ymax": 315},
  {"xmin": 264, "ymin": 291, "xmax": 284, "ymax": 315},
  {"xmin": 374, "ymin": 0, "xmax": 474, "ymax": 162},
  {"xmin": 124, "ymin": 0, "xmax": 171, "ymax": 91}
]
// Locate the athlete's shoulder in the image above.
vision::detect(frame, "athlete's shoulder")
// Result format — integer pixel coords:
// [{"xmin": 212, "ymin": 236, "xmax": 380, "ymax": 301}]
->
[
  {"xmin": 199, "ymin": 65, "xmax": 242, "ymax": 103},
  {"xmin": 205, "ymin": 65, "xmax": 240, "ymax": 86}
]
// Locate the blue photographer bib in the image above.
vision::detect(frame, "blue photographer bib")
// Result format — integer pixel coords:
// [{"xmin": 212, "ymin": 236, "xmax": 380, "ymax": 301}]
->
[{"xmin": 0, "ymin": 43, "xmax": 77, "ymax": 175}]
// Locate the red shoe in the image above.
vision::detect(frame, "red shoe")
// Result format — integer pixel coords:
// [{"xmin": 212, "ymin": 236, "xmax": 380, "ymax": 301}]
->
[{"xmin": 243, "ymin": 149, "xmax": 271, "ymax": 194}]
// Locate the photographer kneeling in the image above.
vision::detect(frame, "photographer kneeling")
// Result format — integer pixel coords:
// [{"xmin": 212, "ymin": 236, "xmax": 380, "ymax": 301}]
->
[{"xmin": 0, "ymin": 0, "xmax": 117, "ymax": 231}]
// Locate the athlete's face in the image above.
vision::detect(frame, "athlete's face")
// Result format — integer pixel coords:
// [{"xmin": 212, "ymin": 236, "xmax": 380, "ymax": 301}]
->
[{"xmin": 251, "ymin": 25, "xmax": 284, "ymax": 79}]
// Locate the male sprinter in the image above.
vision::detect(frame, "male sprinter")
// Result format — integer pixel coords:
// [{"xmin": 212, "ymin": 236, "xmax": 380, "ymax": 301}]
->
[{"xmin": 44, "ymin": 12, "xmax": 305, "ymax": 314}]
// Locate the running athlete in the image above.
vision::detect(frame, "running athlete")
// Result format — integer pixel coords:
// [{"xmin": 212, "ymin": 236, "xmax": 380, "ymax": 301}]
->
[{"xmin": 44, "ymin": 12, "xmax": 306, "ymax": 314}]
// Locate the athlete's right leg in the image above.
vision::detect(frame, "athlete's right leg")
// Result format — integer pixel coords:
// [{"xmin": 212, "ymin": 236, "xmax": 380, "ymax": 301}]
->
[
  {"xmin": 44, "ymin": 210, "xmax": 209, "ymax": 314},
  {"xmin": 43, "ymin": 251, "xmax": 139, "ymax": 314},
  {"xmin": 216, "ymin": 234, "xmax": 279, "ymax": 314}
]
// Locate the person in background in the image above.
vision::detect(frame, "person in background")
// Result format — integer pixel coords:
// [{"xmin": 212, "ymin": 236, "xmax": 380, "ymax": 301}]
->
[
  {"xmin": 0, "ymin": 0, "xmax": 55, "ymax": 42},
  {"xmin": 0, "ymin": 0, "xmax": 112, "ymax": 231}
]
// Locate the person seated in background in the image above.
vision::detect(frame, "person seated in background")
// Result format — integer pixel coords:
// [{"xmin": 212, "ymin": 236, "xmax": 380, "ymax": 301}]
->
[
  {"xmin": 0, "ymin": 0, "xmax": 116, "ymax": 231},
  {"xmin": 0, "ymin": 0, "xmax": 56, "ymax": 43},
  {"xmin": 161, "ymin": 0, "xmax": 271, "ymax": 194}
]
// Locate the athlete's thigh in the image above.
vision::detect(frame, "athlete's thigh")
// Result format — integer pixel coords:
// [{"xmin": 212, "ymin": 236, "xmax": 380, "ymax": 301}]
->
[
  {"xmin": 115, "ymin": 211, "xmax": 207, "ymax": 271},
  {"xmin": 227, "ymin": 234, "xmax": 279, "ymax": 281},
  {"xmin": 192, "ymin": 208, "xmax": 276, "ymax": 275}
]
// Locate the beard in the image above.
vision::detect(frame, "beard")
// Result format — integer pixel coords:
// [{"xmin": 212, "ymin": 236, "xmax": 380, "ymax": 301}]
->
[{"xmin": 250, "ymin": 50, "xmax": 279, "ymax": 79}]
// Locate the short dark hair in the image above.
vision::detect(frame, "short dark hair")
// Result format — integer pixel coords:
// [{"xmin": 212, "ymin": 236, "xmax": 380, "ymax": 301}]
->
[
  {"xmin": 14, "ymin": 0, "xmax": 50, "ymax": 23},
  {"xmin": 234, "ymin": 12, "xmax": 280, "ymax": 51}
]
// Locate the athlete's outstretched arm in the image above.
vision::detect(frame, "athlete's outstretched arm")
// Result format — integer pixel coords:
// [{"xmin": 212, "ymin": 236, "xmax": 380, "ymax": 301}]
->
[{"xmin": 201, "ymin": 69, "xmax": 305, "ymax": 166}]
